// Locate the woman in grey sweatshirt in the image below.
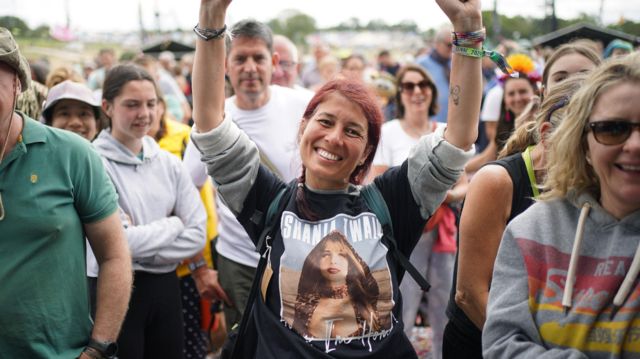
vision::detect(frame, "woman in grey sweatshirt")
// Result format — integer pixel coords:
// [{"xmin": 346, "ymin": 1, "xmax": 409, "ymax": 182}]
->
[
  {"xmin": 92, "ymin": 64, "xmax": 206, "ymax": 358},
  {"xmin": 483, "ymin": 53, "xmax": 640, "ymax": 358}
]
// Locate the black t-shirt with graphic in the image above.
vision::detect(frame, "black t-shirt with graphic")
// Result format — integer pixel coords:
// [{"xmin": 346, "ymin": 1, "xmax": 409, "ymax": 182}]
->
[{"xmin": 236, "ymin": 163, "xmax": 425, "ymax": 358}]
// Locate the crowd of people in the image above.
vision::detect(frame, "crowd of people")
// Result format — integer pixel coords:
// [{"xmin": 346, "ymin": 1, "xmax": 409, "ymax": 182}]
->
[{"xmin": 0, "ymin": 0, "xmax": 638, "ymax": 358}]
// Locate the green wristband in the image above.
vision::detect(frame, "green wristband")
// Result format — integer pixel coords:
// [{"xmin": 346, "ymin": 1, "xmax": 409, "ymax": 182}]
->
[
  {"xmin": 453, "ymin": 45, "xmax": 514, "ymax": 75},
  {"xmin": 452, "ymin": 45, "xmax": 484, "ymax": 58}
]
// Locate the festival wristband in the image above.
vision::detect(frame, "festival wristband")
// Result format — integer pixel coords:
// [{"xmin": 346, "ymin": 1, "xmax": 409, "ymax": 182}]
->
[
  {"xmin": 452, "ymin": 28, "xmax": 486, "ymax": 46},
  {"xmin": 452, "ymin": 45, "xmax": 514, "ymax": 76}
]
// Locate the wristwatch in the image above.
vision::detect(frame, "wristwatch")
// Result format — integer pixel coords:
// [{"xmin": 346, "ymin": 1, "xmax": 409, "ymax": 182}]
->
[
  {"xmin": 188, "ymin": 258, "xmax": 208, "ymax": 272},
  {"xmin": 86, "ymin": 338, "xmax": 118, "ymax": 359}
]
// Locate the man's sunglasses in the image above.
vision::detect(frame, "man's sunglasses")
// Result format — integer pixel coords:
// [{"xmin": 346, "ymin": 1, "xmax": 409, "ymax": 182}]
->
[
  {"xmin": 588, "ymin": 120, "xmax": 640, "ymax": 145},
  {"xmin": 400, "ymin": 80, "xmax": 431, "ymax": 93}
]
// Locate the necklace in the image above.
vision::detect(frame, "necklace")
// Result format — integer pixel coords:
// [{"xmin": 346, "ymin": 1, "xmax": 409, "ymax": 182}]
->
[
  {"xmin": 0, "ymin": 111, "xmax": 16, "ymax": 221},
  {"xmin": 0, "ymin": 114, "xmax": 15, "ymax": 162},
  {"xmin": 320, "ymin": 284, "xmax": 349, "ymax": 299}
]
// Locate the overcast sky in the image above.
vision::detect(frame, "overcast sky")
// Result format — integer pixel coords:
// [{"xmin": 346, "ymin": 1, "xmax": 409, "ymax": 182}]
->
[{"xmin": 2, "ymin": 0, "xmax": 638, "ymax": 33}]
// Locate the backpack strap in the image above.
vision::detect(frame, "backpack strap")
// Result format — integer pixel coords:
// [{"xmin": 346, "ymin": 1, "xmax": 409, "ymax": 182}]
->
[
  {"xmin": 228, "ymin": 182, "xmax": 295, "ymax": 358},
  {"xmin": 361, "ymin": 185, "xmax": 431, "ymax": 292},
  {"xmin": 253, "ymin": 181, "xmax": 295, "ymax": 254}
]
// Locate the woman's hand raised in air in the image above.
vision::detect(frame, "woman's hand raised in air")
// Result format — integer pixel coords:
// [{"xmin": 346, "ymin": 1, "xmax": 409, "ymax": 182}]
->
[{"xmin": 435, "ymin": 0, "xmax": 482, "ymax": 32}]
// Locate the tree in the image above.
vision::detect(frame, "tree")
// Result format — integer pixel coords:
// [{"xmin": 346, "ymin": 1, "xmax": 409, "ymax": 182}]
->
[
  {"xmin": 0, "ymin": 16, "xmax": 30, "ymax": 37},
  {"xmin": 392, "ymin": 20, "xmax": 419, "ymax": 33},
  {"xmin": 30, "ymin": 25, "xmax": 51, "ymax": 39},
  {"xmin": 268, "ymin": 10, "xmax": 317, "ymax": 45},
  {"xmin": 366, "ymin": 19, "xmax": 388, "ymax": 31},
  {"xmin": 608, "ymin": 19, "xmax": 640, "ymax": 38}
]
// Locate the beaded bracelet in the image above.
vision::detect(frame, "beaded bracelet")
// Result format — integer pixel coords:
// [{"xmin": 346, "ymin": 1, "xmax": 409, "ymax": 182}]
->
[
  {"xmin": 193, "ymin": 23, "xmax": 227, "ymax": 41},
  {"xmin": 453, "ymin": 45, "xmax": 514, "ymax": 76},
  {"xmin": 452, "ymin": 28, "xmax": 486, "ymax": 47}
]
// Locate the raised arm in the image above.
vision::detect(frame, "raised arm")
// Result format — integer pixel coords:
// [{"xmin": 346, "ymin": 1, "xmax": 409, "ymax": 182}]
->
[
  {"xmin": 436, "ymin": 0, "xmax": 483, "ymax": 150},
  {"xmin": 192, "ymin": 0, "xmax": 232, "ymax": 132}
]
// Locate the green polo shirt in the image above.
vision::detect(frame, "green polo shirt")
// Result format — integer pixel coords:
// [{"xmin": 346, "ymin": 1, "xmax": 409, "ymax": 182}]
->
[{"xmin": 0, "ymin": 114, "xmax": 118, "ymax": 358}]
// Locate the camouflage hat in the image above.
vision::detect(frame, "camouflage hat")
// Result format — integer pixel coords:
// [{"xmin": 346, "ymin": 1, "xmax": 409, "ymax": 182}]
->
[{"xmin": 0, "ymin": 27, "xmax": 31, "ymax": 93}]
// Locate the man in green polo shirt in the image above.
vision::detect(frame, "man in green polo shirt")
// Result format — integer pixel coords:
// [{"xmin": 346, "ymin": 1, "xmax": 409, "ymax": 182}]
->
[{"xmin": 0, "ymin": 28, "xmax": 132, "ymax": 359}]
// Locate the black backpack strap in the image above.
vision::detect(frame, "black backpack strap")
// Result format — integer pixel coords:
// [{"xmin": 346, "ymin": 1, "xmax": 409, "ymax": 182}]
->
[
  {"xmin": 254, "ymin": 184, "xmax": 290, "ymax": 254},
  {"xmin": 361, "ymin": 185, "xmax": 431, "ymax": 292},
  {"xmin": 226, "ymin": 182, "xmax": 295, "ymax": 358}
]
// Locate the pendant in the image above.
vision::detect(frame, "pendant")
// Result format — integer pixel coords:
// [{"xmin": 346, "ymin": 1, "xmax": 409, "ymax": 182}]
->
[{"xmin": 0, "ymin": 192, "xmax": 4, "ymax": 221}]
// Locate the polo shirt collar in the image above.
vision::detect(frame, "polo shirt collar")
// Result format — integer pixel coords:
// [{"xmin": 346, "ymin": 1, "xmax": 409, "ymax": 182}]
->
[{"xmin": 19, "ymin": 112, "xmax": 47, "ymax": 145}]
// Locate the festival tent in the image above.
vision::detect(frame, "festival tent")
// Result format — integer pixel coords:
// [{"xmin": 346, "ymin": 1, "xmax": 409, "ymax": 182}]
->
[
  {"xmin": 532, "ymin": 23, "xmax": 639, "ymax": 48},
  {"xmin": 142, "ymin": 40, "xmax": 195, "ymax": 60}
]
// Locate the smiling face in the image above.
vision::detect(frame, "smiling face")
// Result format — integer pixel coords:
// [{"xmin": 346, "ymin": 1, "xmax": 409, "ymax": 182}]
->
[
  {"xmin": 319, "ymin": 240, "xmax": 349, "ymax": 285},
  {"xmin": 586, "ymin": 82, "xmax": 640, "ymax": 219},
  {"xmin": 399, "ymin": 70, "xmax": 432, "ymax": 117},
  {"xmin": 545, "ymin": 53, "xmax": 597, "ymax": 94},
  {"xmin": 226, "ymin": 37, "xmax": 277, "ymax": 106},
  {"xmin": 299, "ymin": 92, "xmax": 371, "ymax": 190},
  {"xmin": 103, "ymin": 79, "xmax": 157, "ymax": 153},
  {"xmin": 51, "ymin": 99, "xmax": 98, "ymax": 140},
  {"xmin": 504, "ymin": 78, "xmax": 535, "ymax": 116}
]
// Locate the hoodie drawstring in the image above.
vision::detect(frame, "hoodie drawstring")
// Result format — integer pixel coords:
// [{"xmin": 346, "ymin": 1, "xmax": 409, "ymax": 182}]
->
[
  {"xmin": 562, "ymin": 202, "xmax": 591, "ymax": 314},
  {"xmin": 611, "ymin": 241, "xmax": 640, "ymax": 318},
  {"xmin": 562, "ymin": 201, "xmax": 640, "ymax": 318}
]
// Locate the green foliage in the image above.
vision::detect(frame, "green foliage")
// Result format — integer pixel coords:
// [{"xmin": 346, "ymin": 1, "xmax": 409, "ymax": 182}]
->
[
  {"xmin": 268, "ymin": 11, "xmax": 317, "ymax": 45},
  {"xmin": 0, "ymin": 16, "xmax": 51, "ymax": 39},
  {"xmin": 30, "ymin": 25, "xmax": 51, "ymax": 39},
  {"xmin": 608, "ymin": 21, "xmax": 640, "ymax": 38},
  {"xmin": 482, "ymin": 10, "xmax": 622, "ymax": 43},
  {"xmin": 326, "ymin": 17, "xmax": 419, "ymax": 33},
  {"xmin": 0, "ymin": 16, "xmax": 30, "ymax": 36}
]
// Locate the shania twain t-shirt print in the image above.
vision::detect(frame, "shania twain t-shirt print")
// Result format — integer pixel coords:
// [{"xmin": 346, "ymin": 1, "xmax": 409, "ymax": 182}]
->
[{"xmin": 279, "ymin": 210, "xmax": 394, "ymax": 342}]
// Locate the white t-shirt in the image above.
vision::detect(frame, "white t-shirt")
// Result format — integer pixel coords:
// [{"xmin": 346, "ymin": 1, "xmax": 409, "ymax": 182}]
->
[
  {"xmin": 373, "ymin": 119, "xmax": 446, "ymax": 167},
  {"xmin": 480, "ymin": 85, "xmax": 503, "ymax": 123},
  {"xmin": 184, "ymin": 85, "xmax": 312, "ymax": 267}
]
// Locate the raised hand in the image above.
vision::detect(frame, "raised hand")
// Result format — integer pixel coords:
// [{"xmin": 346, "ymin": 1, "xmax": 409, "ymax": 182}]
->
[
  {"xmin": 193, "ymin": 0, "xmax": 229, "ymax": 132},
  {"xmin": 435, "ymin": 0, "xmax": 482, "ymax": 32},
  {"xmin": 199, "ymin": 0, "xmax": 232, "ymax": 28}
]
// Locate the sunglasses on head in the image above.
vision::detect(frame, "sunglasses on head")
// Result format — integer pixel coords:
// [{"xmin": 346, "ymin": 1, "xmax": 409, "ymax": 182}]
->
[
  {"xmin": 400, "ymin": 80, "xmax": 431, "ymax": 93},
  {"xmin": 587, "ymin": 120, "xmax": 640, "ymax": 145}
]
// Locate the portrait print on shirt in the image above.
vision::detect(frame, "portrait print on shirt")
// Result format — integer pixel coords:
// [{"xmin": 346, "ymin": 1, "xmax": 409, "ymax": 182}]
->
[{"xmin": 279, "ymin": 211, "xmax": 394, "ymax": 342}]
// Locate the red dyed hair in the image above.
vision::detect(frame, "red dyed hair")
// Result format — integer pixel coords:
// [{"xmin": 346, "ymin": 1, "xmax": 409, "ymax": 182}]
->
[{"xmin": 300, "ymin": 78, "xmax": 383, "ymax": 184}]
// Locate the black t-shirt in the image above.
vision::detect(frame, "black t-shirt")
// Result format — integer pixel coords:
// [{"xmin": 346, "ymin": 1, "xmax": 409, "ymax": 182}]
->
[
  {"xmin": 236, "ymin": 163, "xmax": 426, "ymax": 358},
  {"xmin": 446, "ymin": 152, "xmax": 535, "ymax": 340}
]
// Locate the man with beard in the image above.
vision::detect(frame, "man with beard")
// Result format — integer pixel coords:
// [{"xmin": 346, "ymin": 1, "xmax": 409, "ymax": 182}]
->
[{"xmin": 190, "ymin": 19, "xmax": 312, "ymax": 331}]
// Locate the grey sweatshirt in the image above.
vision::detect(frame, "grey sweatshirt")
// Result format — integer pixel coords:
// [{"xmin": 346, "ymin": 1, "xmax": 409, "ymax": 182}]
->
[
  {"xmin": 88, "ymin": 130, "xmax": 206, "ymax": 275},
  {"xmin": 191, "ymin": 115, "xmax": 474, "ymax": 224},
  {"xmin": 483, "ymin": 192, "xmax": 640, "ymax": 358}
]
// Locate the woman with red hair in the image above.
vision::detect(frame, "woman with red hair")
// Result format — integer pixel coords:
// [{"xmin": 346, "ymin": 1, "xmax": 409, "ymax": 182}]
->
[{"xmin": 190, "ymin": 0, "xmax": 483, "ymax": 356}]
